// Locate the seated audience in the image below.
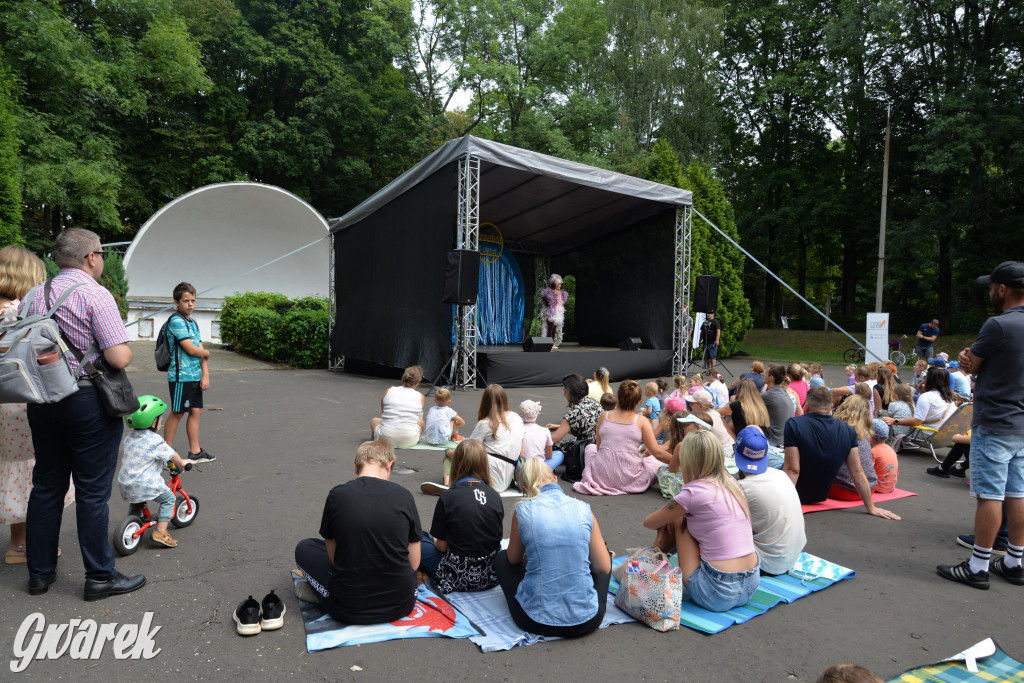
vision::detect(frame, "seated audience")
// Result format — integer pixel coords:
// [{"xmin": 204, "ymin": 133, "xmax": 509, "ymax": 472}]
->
[
  {"xmin": 762, "ymin": 364, "xmax": 796, "ymax": 450},
  {"xmin": 881, "ymin": 366, "xmax": 956, "ymax": 439},
  {"xmin": 643, "ymin": 381, "xmax": 663, "ymax": 423},
  {"xmin": 718, "ymin": 378, "xmax": 771, "ymax": 439},
  {"xmin": 586, "ymin": 366, "xmax": 612, "ymax": 402},
  {"xmin": 787, "ymin": 363, "xmax": 810, "ymax": 409},
  {"xmin": 782, "ymin": 387, "xmax": 899, "ymax": 519},
  {"xmin": 573, "ymin": 380, "xmax": 670, "ymax": 496},
  {"xmin": 644, "ymin": 430, "xmax": 760, "ymax": 612},
  {"xmin": 494, "ymin": 458, "xmax": 612, "ymax": 638},
  {"xmin": 370, "ymin": 365, "xmax": 425, "ymax": 448},
  {"xmin": 869, "ymin": 418, "xmax": 898, "ymax": 494},
  {"xmin": 828, "ymin": 396, "xmax": 878, "ymax": 501},
  {"xmin": 886, "ymin": 383, "xmax": 915, "ymax": 446},
  {"xmin": 420, "ymin": 439, "xmax": 504, "ymax": 593},
  {"xmin": 731, "ymin": 360, "xmax": 765, "ymax": 396},
  {"xmin": 519, "ymin": 400, "xmax": 563, "ymax": 471},
  {"xmin": 656, "ymin": 408, "xmax": 715, "ymax": 498},
  {"xmin": 948, "ymin": 360, "xmax": 972, "ymax": 399},
  {"xmin": 707, "ymin": 371, "xmax": 729, "ymax": 409},
  {"xmin": 294, "ymin": 440, "xmax": 421, "ymax": 624},
  {"xmin": 547, "ymin": 374, "xmax": 602, "ymax": 453},
  {"xmin": 926, "ymin": 431, "xmax": 970, "ymax": 478},
  {"xmin": 685, "ymin": 388, "xmax": 735, "ymax": 452},
  {"xmin": 422, "ymin": 388, "xmax": 465, "ymax": 446},
  {"xmin": 733, "ymin": 426, "xmax": 806, "ymax": 576}
]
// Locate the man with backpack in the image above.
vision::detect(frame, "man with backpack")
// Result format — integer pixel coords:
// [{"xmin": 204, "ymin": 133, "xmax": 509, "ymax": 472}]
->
[
  {"xmin": 24, "ymin": 229, "xmax": 146, "ymax": 600},
  {"xmin": 162, "ymin": 282, "xmax": 215, "ymax": 463}
]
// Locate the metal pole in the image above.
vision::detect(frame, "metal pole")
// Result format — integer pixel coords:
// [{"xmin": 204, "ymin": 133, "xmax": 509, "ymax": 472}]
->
[{"xmin": 875, "ymin": 103, "xmax": 890, "ymax": 313}]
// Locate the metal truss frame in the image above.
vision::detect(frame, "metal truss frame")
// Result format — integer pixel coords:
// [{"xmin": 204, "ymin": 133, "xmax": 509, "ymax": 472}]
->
[
  {"xmin": 672, "ymin": 206, "xmax": 693, "ymax": 376},
  {"xmin": 451, "ymin": 155, "xmax": 481, "ymax": 390}
]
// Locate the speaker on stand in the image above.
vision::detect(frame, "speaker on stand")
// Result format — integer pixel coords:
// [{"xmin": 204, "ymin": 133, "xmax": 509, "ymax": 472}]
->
[{"xmin": 431, "ymin": 250, "xmax": 481, "ymax": 395}]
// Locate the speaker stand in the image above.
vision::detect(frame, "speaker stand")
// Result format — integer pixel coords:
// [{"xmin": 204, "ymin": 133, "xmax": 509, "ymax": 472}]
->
[{"xmin": 427, "ymin": 310, "xmax": 464, "ymax": 397}]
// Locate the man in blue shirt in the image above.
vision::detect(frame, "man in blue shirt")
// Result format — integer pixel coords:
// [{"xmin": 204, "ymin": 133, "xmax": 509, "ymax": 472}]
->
[
  {"xmin": 915, "ymin": 319, "xmax": 940, "ymax": 360},
  {"xmin": 163, "ymin": 282, "xmax": 215, "ymax": 462}
]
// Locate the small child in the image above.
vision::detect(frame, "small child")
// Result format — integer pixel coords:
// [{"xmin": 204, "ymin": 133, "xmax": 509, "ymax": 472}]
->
[
  {"xmin": 707, "ymin": 371, "xmax": 729, "ymax": 409},
  {"xmin": 600, "ymin": 393, "xmax": 617, "ymax": 412},
  {"xmin": 519, "ymin": 400, "xmax": 563, "ymax": 471},
  {"xmin": 423, "ymin": 388, "xmax": 465, "ymax": 446},
  {"xmin": 912, "ymin": 359, "xmax": 928, "ymax": 394},
  {"xmin": 869, "ymin": 418, "xmax": 898, "ymax": 494},
  {"xmin": 687, "ymin": 373, "xmax": 704, "ymax": 394},
  {"xmin": 844, "ymin": 364, "xmax": 857, "ymax": 388},
  {"xmin": 643, "ymin": 382, "xmax": 662, "ymax": 423},
  {"xmin": 669, "ymin": 374, "xmax": 687, "ymax": 401},
  {"xmin": 118, "ymin": 395, "xmax": 190, "ymax": 548},
  {"xmin": 163, "ymin": 282, "xmax": 214, "ymax": 463},
  {"xmin": 656, "ymin": 377, "xmax": 671, "ymax": 406},
  {"xmin": 809, "ymin": 363, "xmax": 823, "ymax": 381}
]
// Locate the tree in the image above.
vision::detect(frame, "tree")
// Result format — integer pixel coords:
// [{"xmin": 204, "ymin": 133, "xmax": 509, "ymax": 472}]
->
[{"xmin": 0, "ymin": 57, "xmax": 22, "ymax": 247}]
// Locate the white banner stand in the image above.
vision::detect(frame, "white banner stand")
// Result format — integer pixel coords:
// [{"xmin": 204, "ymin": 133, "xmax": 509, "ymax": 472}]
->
[{"xmin": 865, "ymin": 313, "xmax": 890, "ymax": 364}]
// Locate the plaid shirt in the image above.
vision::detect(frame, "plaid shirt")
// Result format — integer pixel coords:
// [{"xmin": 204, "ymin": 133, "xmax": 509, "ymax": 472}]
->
[{"xmin": 28, "ymin": 268, "xmax": 129, "ymax": 375}]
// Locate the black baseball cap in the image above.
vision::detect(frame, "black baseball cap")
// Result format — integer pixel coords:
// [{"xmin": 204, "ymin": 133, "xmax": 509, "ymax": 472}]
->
[{"xmin": 978, "ymin": 261, "xmax": 1024, "ymax": 288}]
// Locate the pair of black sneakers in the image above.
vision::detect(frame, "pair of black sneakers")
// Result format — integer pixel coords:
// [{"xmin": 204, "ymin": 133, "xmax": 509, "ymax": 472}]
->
[{"xmin": 233, "ymin": 590, "xmax": 286, "ymax": 636}]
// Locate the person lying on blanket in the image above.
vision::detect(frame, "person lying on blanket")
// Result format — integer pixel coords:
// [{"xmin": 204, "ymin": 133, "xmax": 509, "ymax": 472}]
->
[
  {"xmin": 294, "ymin": 440, "xmax": 422, "ymax": 624},
  {"xmin": 782, "ymin": 387, "xmax": 900, "ymax": 520},
  {"xmin": 643, "ymin": 429, "xmax": 761, "ymax": 612}
]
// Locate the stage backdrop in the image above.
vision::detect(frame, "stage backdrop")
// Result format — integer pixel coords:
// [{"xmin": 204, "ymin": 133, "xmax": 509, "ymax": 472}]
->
[{"xmin": 330, "ymin": 135, "xmax": 691, "ymax": 379}]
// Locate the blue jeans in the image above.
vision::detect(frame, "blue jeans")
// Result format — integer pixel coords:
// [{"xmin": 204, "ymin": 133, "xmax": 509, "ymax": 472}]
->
[
  {"xmin": 766, "ymin": 446, "xmax": 785, "ymax": 470},
  {"xmin": 154, "ymin": 488, "xmax": 176, "ymax": 523},
  {"xmin": 419, "ymin": 531, "xmax": 444, "ymax": 575},
  {"xmin": 26, "ymin": 384, "xmax": 124, "ymax": 581},
  {"xmin": 686, "ymin": 558, "xmax": 760, "ymax": 612},
  {"xmin": 970, "ymin": 429, "xmax": 1024, "ymax": 500}
]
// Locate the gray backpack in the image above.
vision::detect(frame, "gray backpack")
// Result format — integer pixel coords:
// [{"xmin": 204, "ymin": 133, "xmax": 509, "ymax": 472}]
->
[{"xmin": 0, "ymin": 283, "xmax": 88, "ymax": 404}]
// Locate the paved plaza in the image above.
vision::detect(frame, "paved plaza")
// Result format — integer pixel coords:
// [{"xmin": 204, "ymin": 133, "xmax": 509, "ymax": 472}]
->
[{"xmin": 0, "ymin": 361, "xmax": 1018, "ymax": 681}]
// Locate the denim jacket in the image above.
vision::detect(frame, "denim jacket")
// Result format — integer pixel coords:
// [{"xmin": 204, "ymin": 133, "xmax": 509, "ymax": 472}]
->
[{"xmin": 515, "ymin": 483, "xmax": 597, "ymax": 626}]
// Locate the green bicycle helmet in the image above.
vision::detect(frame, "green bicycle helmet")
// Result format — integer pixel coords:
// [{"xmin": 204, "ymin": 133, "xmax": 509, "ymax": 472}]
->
[{"xmin": 126, "ymin": 395, "xmax": 167, "ymax": 430}]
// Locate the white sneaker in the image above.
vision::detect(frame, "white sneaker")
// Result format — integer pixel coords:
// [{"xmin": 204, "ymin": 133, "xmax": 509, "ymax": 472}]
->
[{"xmin": 420, "ymin": 482, "xmax": 449, "ymax": 496}]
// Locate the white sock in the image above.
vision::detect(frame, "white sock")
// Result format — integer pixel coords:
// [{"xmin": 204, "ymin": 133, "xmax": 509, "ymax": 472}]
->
[
  {"xmin": 1005, "ymin": 543, "xmax": 1023, "ymax": 569},
  {"xmin": 970, "ymin": 546, "xmax": 992, "ymax": 574}
]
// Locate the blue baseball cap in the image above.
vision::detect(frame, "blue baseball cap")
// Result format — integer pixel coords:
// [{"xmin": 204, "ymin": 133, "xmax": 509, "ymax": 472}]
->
[
  {"xmin": 929, "ymin": 357, "xmax": 948, "ymax": 368},
  {"xmin": 734, "ymin": 426, "xmax": 769, "ymax": 475}
]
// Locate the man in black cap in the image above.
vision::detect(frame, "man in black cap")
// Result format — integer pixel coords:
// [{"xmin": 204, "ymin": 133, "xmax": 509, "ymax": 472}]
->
[{"xmin": 938, "ymin": 261, "xmax": 1024, "ymax": 590}]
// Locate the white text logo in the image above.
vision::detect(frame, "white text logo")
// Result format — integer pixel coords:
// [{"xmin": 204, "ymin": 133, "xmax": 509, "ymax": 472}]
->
[{"xmin": 11, "ymin": 612, "xmax": 161, "ymax": 673}]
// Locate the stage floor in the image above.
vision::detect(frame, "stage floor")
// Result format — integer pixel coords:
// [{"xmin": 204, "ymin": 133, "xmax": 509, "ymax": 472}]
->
[{"xmin": 476, "ymin": 343, "xmax": 673, "ymax": 388}]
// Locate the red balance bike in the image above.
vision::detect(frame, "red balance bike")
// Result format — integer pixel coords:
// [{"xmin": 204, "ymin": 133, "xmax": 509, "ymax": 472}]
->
[{"xmin": 113, "ymin": 462, "xmax": 200, "ymax": 556}]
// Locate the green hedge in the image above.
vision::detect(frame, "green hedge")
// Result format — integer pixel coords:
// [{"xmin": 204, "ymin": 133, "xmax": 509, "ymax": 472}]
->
[{"xmin": 220, "ymin": 291, "xmax": 329, "ymax": 368}]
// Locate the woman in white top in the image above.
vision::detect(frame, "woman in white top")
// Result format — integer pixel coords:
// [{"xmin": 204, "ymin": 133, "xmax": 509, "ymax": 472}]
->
[
  {"xmin": 586, "ymin": 366, "xmax": 612, "ymax": 402},
  {"xmin": 882, "ymin": 366, "xmax": 956, "ymax": 433},
  {"xmin": 370, "ymin": 366, "xmax": 425, "ymax": 448},
  {"xmin": 469, "ymin": 384, "xmax": 525, "ymax": 492}
]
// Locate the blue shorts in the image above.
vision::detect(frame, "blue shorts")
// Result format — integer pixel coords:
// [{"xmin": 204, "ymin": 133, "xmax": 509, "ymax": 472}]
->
[
  {"xmin": 685, "ymin": 558, "xmax": 760, "ymax": 612},
  {"xmin": 970, "ymin": 429, "xmax": 1024, "ymax": 500},
  {"xmin": 706, "ymin": 344, "xmax": 719, "ymax": 359}
]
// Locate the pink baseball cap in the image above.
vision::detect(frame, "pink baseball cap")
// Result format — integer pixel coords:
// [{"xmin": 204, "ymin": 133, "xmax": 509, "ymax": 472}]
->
[{"xmin": 685, "ymin": 389, "xmax": 714, "ymax": 406}]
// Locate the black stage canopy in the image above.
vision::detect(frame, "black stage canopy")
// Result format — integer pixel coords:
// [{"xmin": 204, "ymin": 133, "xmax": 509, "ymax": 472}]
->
[{"xmin": 329, "ymin": 136, "xmax": 692, "ymax": 381}]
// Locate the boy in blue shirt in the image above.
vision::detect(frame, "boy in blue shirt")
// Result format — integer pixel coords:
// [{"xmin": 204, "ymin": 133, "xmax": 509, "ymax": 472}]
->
[{"xmin": 163, "ymin": 282, "xmax": 215, "ymax": 462}]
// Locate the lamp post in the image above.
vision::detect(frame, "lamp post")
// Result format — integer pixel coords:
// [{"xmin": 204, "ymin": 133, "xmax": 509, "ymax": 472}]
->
[{"xmin": 875, "ymin": 102, "xmax": 890, "ymax": 313}]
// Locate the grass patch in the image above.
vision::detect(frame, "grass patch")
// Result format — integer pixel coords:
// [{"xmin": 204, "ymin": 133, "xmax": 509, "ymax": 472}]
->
[{"xmin": 731, "ymin": 328, "xmax": 978, "ymax": 366}]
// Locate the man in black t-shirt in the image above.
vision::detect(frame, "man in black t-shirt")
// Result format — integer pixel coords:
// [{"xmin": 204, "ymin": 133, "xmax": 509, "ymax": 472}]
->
[
  {"xmin": 701, "ymin": 312, "xmax": 722, "ymax": 368},
  {"xmin": 294, "ymin": 440, "xmax": 422, "ymax": 624}
]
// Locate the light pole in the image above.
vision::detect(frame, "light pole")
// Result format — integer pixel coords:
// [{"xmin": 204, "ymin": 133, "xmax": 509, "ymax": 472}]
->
[{"xmin": 875, "ymin": 102, "xmax": 890, "ymax": 313}]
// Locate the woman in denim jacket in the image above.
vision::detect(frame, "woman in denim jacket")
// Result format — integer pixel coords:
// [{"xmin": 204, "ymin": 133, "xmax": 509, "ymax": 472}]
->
[{"xmin": 493, "ymin": 458, "xmax": 612, "ymax": 638}]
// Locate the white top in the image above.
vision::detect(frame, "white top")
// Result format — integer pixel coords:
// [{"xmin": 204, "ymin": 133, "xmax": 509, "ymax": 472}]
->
[
  {"xmin": 521, "ymin": 422, "xmax": 553, "ymax": 459},
  {"xmin": 709, "ymin": 380, "xmax": 729, "ymax": 409},
  {"xmin": 423, "ymin": 405, "xmax": 458, "ymax": 445},
  {"xmin": 737, "ymin": 467, "xmax": 807, "ymax": 575},
  {"xmin": 380, "ymin": 386, "xmax": 423, "ymax": 431},
  {"xmin": 914, "ymin": 390, "xmax": 955, "ymax": 429},
  {"xmin": 587, "ymin": 380, "xmax": 609, "ymax": 403},
  {"xmin": 709, "ymin": 411, "xmax": 735, "ymax": 450},
  {"xmin": 470, "ymin": 412, "xmax": 525, "ymax": 492}
]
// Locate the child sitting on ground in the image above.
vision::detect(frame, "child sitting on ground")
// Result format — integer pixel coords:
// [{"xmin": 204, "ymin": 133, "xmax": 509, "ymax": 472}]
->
[
  {"xmin": 423, "ymin": 388, "xmax": 465, "ymax": 446},
  {"xmin": 600, "ymin": 393, "xmax": 617, "ymax": 412},
  {"xmin": 656, "ymin": 377, "xmax": 671, "ymax": 406},
  {"xmin": 643, "ymin": 382, "xmax": 662, "ymax": 423},
  {"xmin": 669, "ymin": 374, "xmax": 687, "ymax": 401},
  {"xmin": 117, "ymin": 395, "xmax": 191, "ymax": 548},
  {"xmin": 707, "ymin": 371, "xmax": 729, "ymax": 409},
  {"xmin": 519, "ymin": 400, "xmax": 563, "ymax": 471},
  {"xmin": 869, "ymin": 418, "xmax": 898, "ymax": 494},
  {"xmin": 912, "ymin": 359, "xmax": 928, "ymax": 395},
  {"xmin": 844, "ymin": 364, "xmax": 857, "ymax": 388}
]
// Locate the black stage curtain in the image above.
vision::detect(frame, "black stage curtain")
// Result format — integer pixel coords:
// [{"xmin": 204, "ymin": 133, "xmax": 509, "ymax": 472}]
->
[
  {"xmin": 555, "ymin": 211, "xmax": 675, "ymax": 349},
  {"xmin": 331, "ymin": 166, "xmax": 456, "ymax": 378}
]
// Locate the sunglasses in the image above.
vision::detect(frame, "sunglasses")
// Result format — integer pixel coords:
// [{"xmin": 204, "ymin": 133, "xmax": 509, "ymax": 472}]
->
[{"xmin": 86, "ymin": 250, "xmax": 106, "ymax": 260}]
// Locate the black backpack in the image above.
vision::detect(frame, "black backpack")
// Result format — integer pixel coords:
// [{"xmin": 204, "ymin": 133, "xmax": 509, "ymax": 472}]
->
[{"xmin": 154, "ymin": 312, "xmax": 183, "ymax": 373}]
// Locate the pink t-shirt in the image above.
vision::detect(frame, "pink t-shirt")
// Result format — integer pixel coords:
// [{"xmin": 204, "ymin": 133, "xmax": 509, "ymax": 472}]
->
[
  {"xmin": 521, "ymin": 422, "xmax": 552, "ymax": 460},
  {"xmin": 871, "ymin": 442, "xmax": 899, "ymax": 494},
  {"xmin": 673, "ymin": 479, "xmax": 755, "ymax": 561},
  {"xmin": 789, "ymin": 379, "xmax": 809, "ymax": 408}
]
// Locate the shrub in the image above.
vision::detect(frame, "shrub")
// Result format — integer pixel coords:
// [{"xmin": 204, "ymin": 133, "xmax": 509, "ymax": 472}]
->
[
  {"xmin": 232, "ymin": 307, "xmax": 283, "ymax": 361},
  {"xmin": 100, "ymin": 252, "xmax": 129, "ymax": 320},
  {"xmin": 279, "ymin": 308, "xmax": 329, "ymax": 368},
  {"xmin": 220, "ymin": 291, "xmax": 291, "ymax": 347}
]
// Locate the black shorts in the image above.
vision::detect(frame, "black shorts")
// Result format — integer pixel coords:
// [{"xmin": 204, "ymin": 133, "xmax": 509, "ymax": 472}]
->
[{"xmin": 168, "ymin": 381, "xmax": 204, "ymax": 413}]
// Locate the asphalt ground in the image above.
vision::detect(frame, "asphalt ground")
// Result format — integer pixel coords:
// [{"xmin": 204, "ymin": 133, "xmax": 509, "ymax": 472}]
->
[{"xmin": 0, "ymin": 360, "xmax": 1018, "ymax": 682}]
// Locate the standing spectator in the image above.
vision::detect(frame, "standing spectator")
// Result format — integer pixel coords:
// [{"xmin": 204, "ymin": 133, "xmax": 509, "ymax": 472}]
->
[
  {"xmin": 915, "ymin": 318, "xmax": 940, "ymax": 360},
  {"xmin": 0, "ymin": 247, "xmax": 74, "ymax": 565},
  {"xmin": 701, "ymin": 312, "xmax": 722, "ymax": 368},
  {"xmin": 25, "ymin": 229, "xmax": 145, "ymax": 599},
  {"xmin": 938, "ymin": 261, "xmax": 1024, "ymax": 589},
  {"xmin": 162, "ymin": 282, "xmax": 215, "ymax": 462}
]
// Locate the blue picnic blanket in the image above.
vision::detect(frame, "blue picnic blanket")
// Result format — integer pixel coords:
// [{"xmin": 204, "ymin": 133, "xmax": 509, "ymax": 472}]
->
[{"xmin": 609, "ymin": 551, "xmax": 855, "ymax": 634}]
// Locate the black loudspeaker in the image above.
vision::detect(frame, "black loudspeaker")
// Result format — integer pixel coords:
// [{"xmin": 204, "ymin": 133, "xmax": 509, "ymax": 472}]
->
[
  {"xmin": 694, "ymin": 275, "xmax": 720, "ymax": 313},
  {"xmin": 619, "ymin": 337, "xmax": 643, "ymax": 351},
  {"xmin": 523, "ymin": 336, "xmax": 554, "ymax": 352},
  {"xmin": 441, "ymin": 250, "xmax": 479, "ymax": 304}
]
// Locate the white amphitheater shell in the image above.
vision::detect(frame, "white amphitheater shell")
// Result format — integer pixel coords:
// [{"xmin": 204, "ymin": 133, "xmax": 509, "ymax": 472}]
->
[{"xmin": 123, "ymin": 182, "xmax": 329, "ymax": 342}]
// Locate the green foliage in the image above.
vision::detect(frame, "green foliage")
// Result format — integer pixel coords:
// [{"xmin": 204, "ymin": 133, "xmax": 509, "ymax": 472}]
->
[
  {"xmin": 0, "ymin": 57, "xmax": 22, "ymax": 247},
  {"xmin": 681, "ymin": 159, "xmax": 753, "ymax": 357},
  {"xmin": 219, "ymin": 291, "xmax": 329, "ymax": 367},
  {"xmin": 99, "ymin": 253, "xmax": 130, "ymax": 320},
  {"xmin": 42, "ymin": 257, "xmax": 58, "ymax": 280}
]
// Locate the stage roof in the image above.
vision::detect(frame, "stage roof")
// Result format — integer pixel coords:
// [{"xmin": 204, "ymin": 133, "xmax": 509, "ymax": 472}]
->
[{"xmin": 328, "ymin": 135, "xmax": 692, "ymax": 255}]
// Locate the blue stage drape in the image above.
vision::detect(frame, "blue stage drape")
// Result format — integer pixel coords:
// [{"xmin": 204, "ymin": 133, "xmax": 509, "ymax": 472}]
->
[{"xmin": 452, "ymin": 250, "xmax": 524, "ymax": 345}]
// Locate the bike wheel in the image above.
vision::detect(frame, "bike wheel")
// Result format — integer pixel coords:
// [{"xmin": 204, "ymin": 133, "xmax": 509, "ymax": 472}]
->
[
  {"xmin": 890, "ymin": 351, "xmax": 907, "ymax": 366},
  {"xmin": 171, "ymin": 493, "xmax": 199, "ymax": 528},
  {"xmin": 113, "ymin": 517, "xmax": 145, "ymax": 556},
  {"xmin": 843, "ymin": 348, "xmax": 858, "ymax": 364},
  {"xmin": 855, "ymin": 348, "xmax": 866, "ymax": 363}
]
